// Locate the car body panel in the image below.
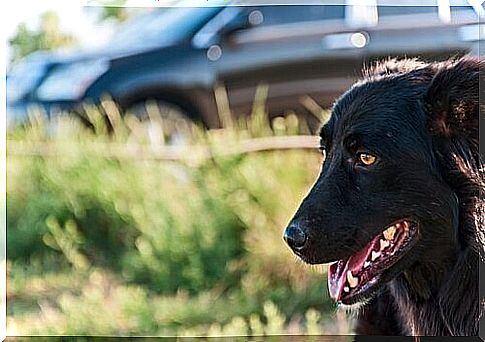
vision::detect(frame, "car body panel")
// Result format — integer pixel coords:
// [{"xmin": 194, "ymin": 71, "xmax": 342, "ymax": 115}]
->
[{"xmin": 6, "ymin": 3, "xmax": 484, "ymax": 129}]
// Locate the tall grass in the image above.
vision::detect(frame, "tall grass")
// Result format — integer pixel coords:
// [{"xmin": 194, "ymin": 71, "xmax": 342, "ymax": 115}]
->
[{"xmin": 6, "ymin": 90, "xmax": 351, "ymax": 336}]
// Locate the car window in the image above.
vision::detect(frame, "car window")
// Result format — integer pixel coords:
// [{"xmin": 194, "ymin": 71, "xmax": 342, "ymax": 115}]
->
[
  {"xmin": 451, "ymin": 5, "xmax": 481, "ymax": 21},
  {"xmin": 378, "ymin": 4, "xmax": 482, "ymax": 21},
  {"xmin": 377, "ymin": 6, "xmax": 438, "ymax": 17},
  {"xmin": 7, "ymin": 55, "xmax": 50, "ymax": 103},
  {"xmin": 111, "ymin": 6, "xmax": 223, "ymax": 47},
  {"xmin": 243, "ymin": 5, "xmax": 346, "ymax": 27}
]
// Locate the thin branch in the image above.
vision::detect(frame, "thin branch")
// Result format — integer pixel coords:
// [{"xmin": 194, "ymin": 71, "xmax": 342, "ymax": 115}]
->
[{"xmin": 7, "ymin": 135, "xmax": 320, "ymax": 161}]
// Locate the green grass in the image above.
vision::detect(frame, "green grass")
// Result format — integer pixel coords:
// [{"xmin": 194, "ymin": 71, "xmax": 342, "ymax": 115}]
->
[{"xmin": 7, "ymin": 93, "xmax": 351, "ymax": 336}]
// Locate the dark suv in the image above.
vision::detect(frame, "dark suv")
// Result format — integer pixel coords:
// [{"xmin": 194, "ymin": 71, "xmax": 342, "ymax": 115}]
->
[{"xmin": 7, "ymin": 2, "xmax": 483, "ymax": 129}]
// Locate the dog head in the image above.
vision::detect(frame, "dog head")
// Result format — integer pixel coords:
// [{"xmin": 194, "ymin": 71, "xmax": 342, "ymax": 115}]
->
[{"xmin": 284, "ymin": 57, "xmax": 481, "ymax": 305}]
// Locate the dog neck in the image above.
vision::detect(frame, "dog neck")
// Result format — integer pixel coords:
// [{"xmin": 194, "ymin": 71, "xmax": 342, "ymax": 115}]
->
[
  {"xmin": 389, "ymin": 247, "xmax": 479, "ymax": 336},
  {"xmin": 390, "ymin": 141, "xmax": 483, "ymax": 336}
]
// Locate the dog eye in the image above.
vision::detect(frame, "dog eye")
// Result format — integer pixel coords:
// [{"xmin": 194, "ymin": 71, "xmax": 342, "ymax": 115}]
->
[{"xmin": 357, "ymin": 152, "xmax": 377, "ymax": 166}]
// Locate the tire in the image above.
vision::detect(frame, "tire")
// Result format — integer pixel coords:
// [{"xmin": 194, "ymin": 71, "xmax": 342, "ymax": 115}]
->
[{"xmin": 125, "ymin": 100, "xmax": 195, "ymax": 146}]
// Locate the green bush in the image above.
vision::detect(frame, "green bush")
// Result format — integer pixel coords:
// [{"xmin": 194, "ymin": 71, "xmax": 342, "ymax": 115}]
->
[
  {"xmin": 8, "ymin": 140, "xmax": 248, "ymax": 293},
  {"xmin": 7, "ymin": 99, "xmax": 345, "ymax": 335}
]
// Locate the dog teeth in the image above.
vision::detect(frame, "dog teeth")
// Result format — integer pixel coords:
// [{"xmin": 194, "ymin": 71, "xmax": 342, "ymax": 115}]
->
[
  {"xmin": 383, "ymin": 225, "xmax": 397, "ymax": 240},
  {"xmin": 380, "ymin": 239, "xmax": 390, "ymax": 251},
  {"xmin": 344, "ymin": 286, "xmax": 350, "ymax": 293},
  {"xmin": 347, "ymin": 270, "xmax": 359, "ymax": 288},
  {"xmin": 364, "ymin": 261, "xmax": 371, "ymax": 268},
  {"xmin": 371, "ymin": 251, "xmax": 381, "ymax": 261}
]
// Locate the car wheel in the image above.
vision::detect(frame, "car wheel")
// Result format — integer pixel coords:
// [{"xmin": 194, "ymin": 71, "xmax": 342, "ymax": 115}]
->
[{"xmin": 125, "ymin": 100, "xmax": 195, "ymax": 146}]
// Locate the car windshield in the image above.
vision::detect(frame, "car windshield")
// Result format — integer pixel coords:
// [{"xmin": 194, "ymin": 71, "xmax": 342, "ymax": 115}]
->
[
  {"xmin": 7, "ymin": 53, "xmax": 50, "ymax": 103},
  {"xmin": 111, "ymin": 6, "xmax": 224, "ymax": 47}
]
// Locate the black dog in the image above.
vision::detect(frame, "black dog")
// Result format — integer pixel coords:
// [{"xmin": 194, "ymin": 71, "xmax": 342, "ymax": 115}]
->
[{"xmin": 284, "ymin": 57, "xmax": 484, "ymax": 336}]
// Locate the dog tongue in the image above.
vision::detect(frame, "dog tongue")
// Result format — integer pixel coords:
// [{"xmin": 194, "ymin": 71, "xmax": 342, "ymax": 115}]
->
[{"xmin": 327, "ymin": 235, "xmax": 379, "ymax": 301}]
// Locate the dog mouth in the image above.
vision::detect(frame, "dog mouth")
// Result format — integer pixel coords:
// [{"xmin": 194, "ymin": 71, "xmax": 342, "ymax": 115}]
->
[{"xmin": 327, "ymin": 219, "xmax": 418, "ymax": 304}]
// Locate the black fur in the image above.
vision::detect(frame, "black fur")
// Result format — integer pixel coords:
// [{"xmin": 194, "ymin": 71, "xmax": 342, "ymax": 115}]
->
[{"xmin": 284, "ymin": 57, "xmax": 484, "ymax": 336}]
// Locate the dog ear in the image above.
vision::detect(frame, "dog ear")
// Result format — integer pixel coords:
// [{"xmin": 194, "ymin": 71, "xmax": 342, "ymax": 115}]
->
[
  {"xmin": 425, "ymin": 58, "xmax": 483, "ymax": 255},
  {"xmin": 424, "ymin": 57, "xmax": 482, "ymax": 143}
]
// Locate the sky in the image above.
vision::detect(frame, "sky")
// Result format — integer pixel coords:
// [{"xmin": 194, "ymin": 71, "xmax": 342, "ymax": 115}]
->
[
  {"xmin": 3, "ymin": 0, "xmax": 197, "ymax": 67},
  {"xmin": 3, "ymin": 0, "xmax": 483, "ymax": 66},
  {"xmin": 4, "ymin": 1, "xmax": 120, "ymax": 67}
]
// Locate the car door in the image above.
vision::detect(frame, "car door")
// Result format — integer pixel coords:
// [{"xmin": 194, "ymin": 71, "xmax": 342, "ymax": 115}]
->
[
  {"xmin": 201, "ymin": 5, "xmax": 365, "ymax": 127},
  {"xmin": 364, "ymin": 4, "xmax": 482, "ymax": 62}
]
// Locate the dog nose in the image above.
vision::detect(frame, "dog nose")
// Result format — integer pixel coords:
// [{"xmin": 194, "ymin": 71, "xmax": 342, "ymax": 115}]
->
[{"xmin": 283, "ymin": 224, "xmax": 307, "ymax": 249}]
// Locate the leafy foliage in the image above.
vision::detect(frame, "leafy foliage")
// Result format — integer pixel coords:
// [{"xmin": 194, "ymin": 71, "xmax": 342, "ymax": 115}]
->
[
  {"xmin": 9, "ymin": 12, "xmax": 77, "ymax": 63},
  {"xmin": 7, "ymin": 100, "xmax": 348, "ymax": 335}
]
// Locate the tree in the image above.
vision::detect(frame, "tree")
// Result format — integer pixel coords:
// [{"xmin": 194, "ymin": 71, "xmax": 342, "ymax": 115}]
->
[
  {"xmin": 87, "ymin": 0, "xmax": 129, "ymax": 22},
  {"xmin": 9, "ymin": 11, "xmax": 78, "ymax": 63},
  {"xmin": 100, "ymin": 5, "xmax": 128, "ymax": 22}
]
